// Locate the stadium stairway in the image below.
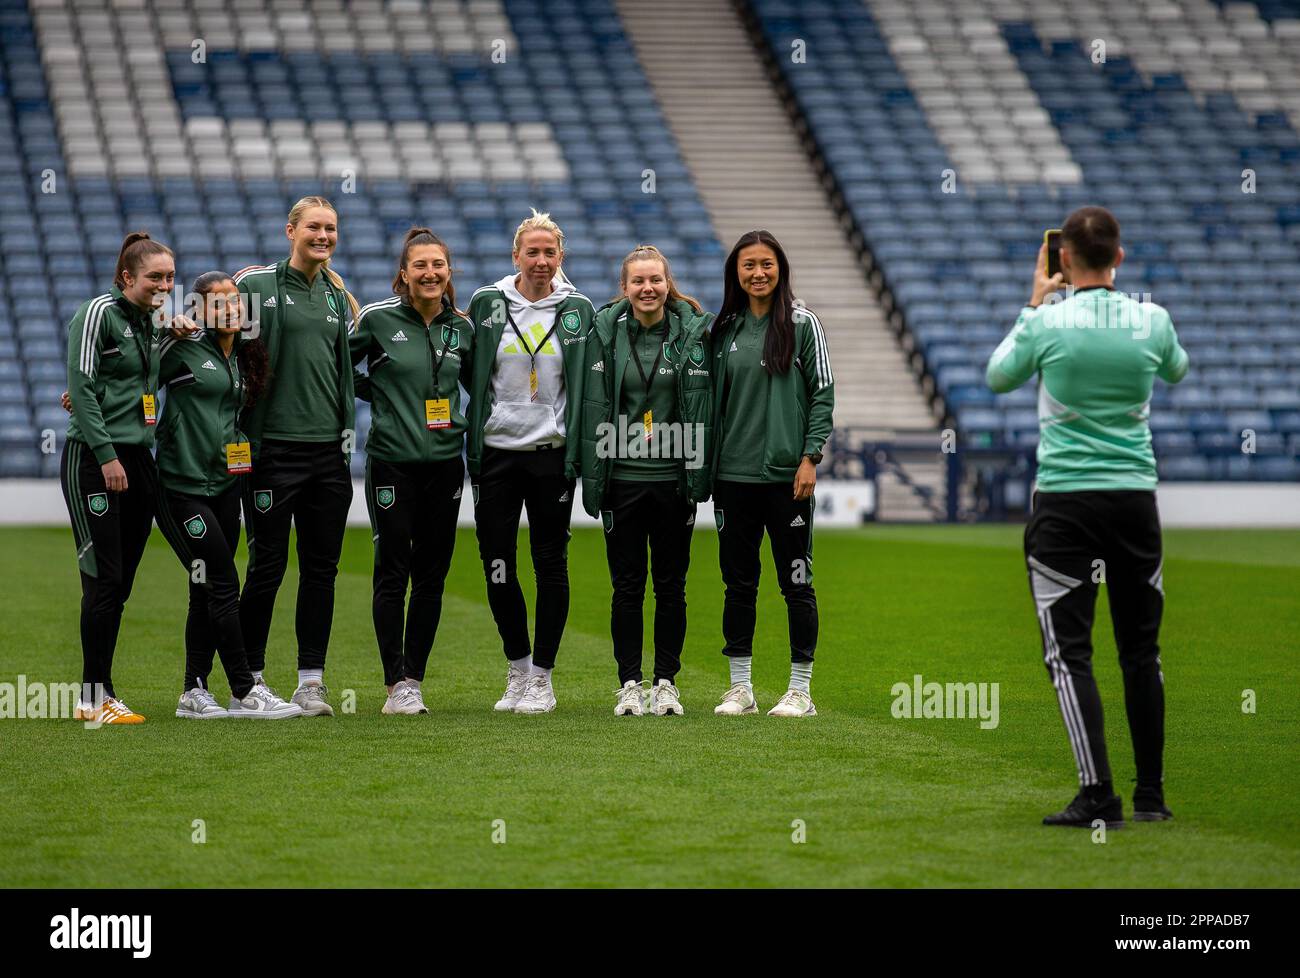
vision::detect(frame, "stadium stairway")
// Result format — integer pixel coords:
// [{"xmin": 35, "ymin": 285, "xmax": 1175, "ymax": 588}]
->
[{"xmin": 615, "ymin": 0, "xmax": 947, "ymax": 519}]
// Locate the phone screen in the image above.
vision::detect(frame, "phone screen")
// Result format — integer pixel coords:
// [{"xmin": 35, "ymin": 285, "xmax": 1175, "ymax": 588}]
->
[{"xmin": 1045, "ymin": 229, "xmax": 1062, "ymax": 278}]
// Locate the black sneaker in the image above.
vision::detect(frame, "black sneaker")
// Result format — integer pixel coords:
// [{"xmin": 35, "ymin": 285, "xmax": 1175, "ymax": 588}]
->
[
  {"xmin": 1133, "ymin": 791, "xmax": 1173, "ymax": 822},
  {"xmin": 1043, "ymin": 791, "xmax": 1125, "ymax": 828}
]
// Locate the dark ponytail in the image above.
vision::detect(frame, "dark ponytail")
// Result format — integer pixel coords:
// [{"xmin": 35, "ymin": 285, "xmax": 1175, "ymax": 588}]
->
[
  {"xmin": 716, "ymin": 230, "xmax": 795, "ymax": 375},
  {"xmin": 114, "ymin": 231, "xmax": 173, "ymax": 289}
]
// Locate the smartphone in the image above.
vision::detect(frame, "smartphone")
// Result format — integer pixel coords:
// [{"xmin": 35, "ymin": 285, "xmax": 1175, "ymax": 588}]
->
[{"xmin": 1044, "ymin": 228, "xmax": 1062, "ymax": 279}]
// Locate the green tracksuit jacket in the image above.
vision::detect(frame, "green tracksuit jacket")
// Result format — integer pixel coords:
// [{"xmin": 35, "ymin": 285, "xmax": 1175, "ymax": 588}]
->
[
  {"xmin": 65, "ymin": 286, "xmax": 161, "ymax": 465},
  {"xmin": 349, "ymin": 295, "xmax": 475, "ymax": 464},
  {"xmin": 709, "ymin": 304, "xmax": 835, "ymax": 484},
  {"xmin": 234, "ymin": 260, "xmax": 355, "ymax": 455},
  {"xmin": 579, "ymin": 298, "xmax": 714, "ymax": 515},
  {"xmin": 155, "ymin": 330, "xmax": 249, "ymax": 496}
]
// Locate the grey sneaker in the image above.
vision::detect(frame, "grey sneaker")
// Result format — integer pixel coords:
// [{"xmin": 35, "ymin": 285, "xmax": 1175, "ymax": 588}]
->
[
  {"xmin": 290, "ymin": 679, "xmax": 334, "ymax": 717},
  {"xmin": 176, "ymin": 686, "xmax": 228, "ymax": 719},
  {"xmin": 382, "ymin": 679, "xmax": 428, "ymax": 715},
  {"xmin": 228, "ymin": 684, "xmax": 304, "ymax": 719}
]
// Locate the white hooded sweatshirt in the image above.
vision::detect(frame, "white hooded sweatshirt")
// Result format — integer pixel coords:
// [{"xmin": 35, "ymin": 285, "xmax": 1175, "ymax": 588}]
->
[{"xmin": 482, "ymin": 271, "xmax": 574, "ymax": 450}]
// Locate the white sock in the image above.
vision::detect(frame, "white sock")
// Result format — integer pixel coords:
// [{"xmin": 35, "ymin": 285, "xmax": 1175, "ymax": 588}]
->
[
  {"xmin": 509, "ymin": 655, "xmax": 532, "ymax": 675},
  {"xmin": 252, "ymin": 671, "xmax": 264, "ymax": 685},
  {"xmin": 298, "ymin": 668, "xmax": 323, "ymax": 686},
  {"xmin": 790, "ymin": 661, "xmax": 813, "ymax": 694},
  {"xmin": 729, "ymin": 656, "xmax": 753, "ymax": 688},
  {"xmin": 531, "ymin": 664, "xmax": 552, "ymax": 679}
]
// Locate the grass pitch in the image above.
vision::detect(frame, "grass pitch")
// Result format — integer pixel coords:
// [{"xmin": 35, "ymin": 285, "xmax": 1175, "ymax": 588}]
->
[{"xmin": 1, "ymin": 523, "xmax": 1296, "ymax": 887}]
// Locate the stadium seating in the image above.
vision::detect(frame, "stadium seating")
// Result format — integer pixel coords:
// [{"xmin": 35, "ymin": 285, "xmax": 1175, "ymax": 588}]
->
[
  {"xmin": 5, "ymin": 0, "xmax": 1299, "ymax": 484},
  {"xmin": 0, "ymin": 0, "xmax": 723, "ymax": 477},
  {"xmin": 747, "ymin": 0, "xmax": 1300, "ymax": 481}
]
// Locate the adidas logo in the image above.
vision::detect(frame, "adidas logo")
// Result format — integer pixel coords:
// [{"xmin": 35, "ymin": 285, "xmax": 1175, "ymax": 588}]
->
[
  {"xmin": 558, "ymin": 490, "xmax": 570, "ymax": 502},
  {"xmin": 730, "ymin": 341, "xmax": 738, "ymax": 352},
  {"xmin": 285, "ymin": 295, "xmax": 295, "ymax": 305},
  {"xmin": 391, "ymin": 330, "xmax": 408, "ymax": 342},
  {"xmin": 452, "ymin": 486, "xmax": 463, "ymax": 499},
  {"xmin": 790, "ymin": 515, "xmax": 805, "ymax": 527},
  {"xmin": 201, "ymin": 359, "xmax": 217, "ymax": 370},
  {"xmin": 263, "ymin": 296, "xmax": 276, "ymax": 308},
  {"xmin": 591, "ymin": 360, "xmax": 604, "ymax": 372},
  {"xmin": 122, "ymin": 325, "xmax": 134, "ymax": 337}
]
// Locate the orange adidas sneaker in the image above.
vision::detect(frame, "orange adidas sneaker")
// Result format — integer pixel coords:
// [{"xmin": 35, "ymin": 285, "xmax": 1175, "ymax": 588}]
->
[{"xmin": 74, "ymin": 697, "xmax": 146, "ymax": 724}]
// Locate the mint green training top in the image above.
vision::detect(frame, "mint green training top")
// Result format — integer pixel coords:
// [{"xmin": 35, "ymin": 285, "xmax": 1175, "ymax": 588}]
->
[{"xmin": 985, "ymin": 286, "xmax": 1190, "ymax": 492}]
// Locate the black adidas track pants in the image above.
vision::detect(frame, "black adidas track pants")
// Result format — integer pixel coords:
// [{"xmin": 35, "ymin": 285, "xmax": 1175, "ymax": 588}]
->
[
  {"xmin": 713, "ymin": 479, "xmax": 818, "ymax": 663},
  {"xmin": 365, "ymin": 455, "xmax": 464, "ymax": 686},
  {"xmin": 1024, "ymin": 490, "xmax": 1166, "ymax": 791},
  {"xmin": 239, "ymin": 439, "xmax": 352, "ymax": 673},
  {"xmin": 59, "ymin": 440, "xmax": 157, "ymax": 700},
  {"xmin": 155, "ymin": 482, "xmax": 255, "ymax": 700}
]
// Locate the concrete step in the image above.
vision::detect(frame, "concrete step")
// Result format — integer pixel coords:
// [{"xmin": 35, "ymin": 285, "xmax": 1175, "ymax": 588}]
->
[{"xmin": 615, "ymin": 0, "xmax": 941, "ymax": 494}]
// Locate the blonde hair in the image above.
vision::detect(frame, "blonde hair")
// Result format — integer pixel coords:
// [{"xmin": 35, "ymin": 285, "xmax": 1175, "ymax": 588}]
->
[
  {"xmin": 512, "ymin": 208, "xmax": 565, "ymax": 254},
  {"xmin": 617, "ymin": 244, "xmax": 702, "ymax": 313},
  {"xmin": 287, "ymin": 195, "xmax": 360, "ymax": 320}
]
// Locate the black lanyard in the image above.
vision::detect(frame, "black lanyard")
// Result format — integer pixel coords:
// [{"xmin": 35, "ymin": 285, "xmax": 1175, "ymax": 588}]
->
[
  {"xmin": 504, "ymin": 307, "xmax": 561, "ymax": 377},
  {"xmin": 121, "ymin": 302, "xmax": 155, "ymax": 395},
  {"xmin": 426, "ymin": 319, "xmax": 454, "ymax": 398},
  {"xmin": 627, "ymin": 320, "xmax": 665, "ymax": 411}
]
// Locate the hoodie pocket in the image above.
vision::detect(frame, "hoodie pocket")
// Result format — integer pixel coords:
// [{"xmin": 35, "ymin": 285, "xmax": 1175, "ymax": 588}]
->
[{"xmin": 484, "ymin": 400, "xmax": 562, "ymax": 444}]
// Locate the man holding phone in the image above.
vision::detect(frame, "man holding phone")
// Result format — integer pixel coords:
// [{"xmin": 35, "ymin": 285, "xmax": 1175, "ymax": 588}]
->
[{"xmin": 986, "ymin": 206, "xmax": 1189, "ymax": 828}]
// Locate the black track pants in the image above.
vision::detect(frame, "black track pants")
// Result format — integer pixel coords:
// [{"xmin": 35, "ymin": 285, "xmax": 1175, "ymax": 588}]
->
[
  {"xmin": 60, "ymin": 440, "xmax": 157, "ymax": 699},
  {"xmin": 366, "ymin": 455, "xmax": 463, "ymax": 686},
  {"xmin": 713, "ymin": 479, "xmax": 818, "ymax": 663},
  {"xmin": 1024, "ymin": 490, "xmax": 1166, "ymax": 790},
  {"xmin": 239, "ymin": 439, "xmax": 352, "ymax": 672},
  {"xmin": 155, "ymin": 481, "xmax": 255, "ymax": 699},
  {"xmin": 600, "ymin": 479, "xmax": 696, "ymax": 685},
  {"xmin": 472, "ymin": 445, "xmax": 574, "ymax": 669}
]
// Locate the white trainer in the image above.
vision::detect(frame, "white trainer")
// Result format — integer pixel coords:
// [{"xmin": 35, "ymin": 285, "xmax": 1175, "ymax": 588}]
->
[
  {"xmin": 614, "ymin": 679, "xmax": 647, "ymax": 716},
  {"xmin": 229, "ymin": 684, "xmax": 304, "ymax": 719},
  {"xmin": 650, "ymin": 680, "xmax": 684, "ymax": 716},
  {"xmin": 714, "ymin": 683, "xmax": 758, "ymax": 715},
  {"xmin": 291, "ymin": 679, "xmax": 334, "ymax": 717},
  {"xmin": 176, "ymin": 686, "xmax": 228, "ymax": 719},
  {"xmin": 383, "ymin": 679, "xmax": 429, "ymax": 715},
  {"xmin": 768, "ymin": 689, "xmax": 817, "ymax": 717},
  {"xmin": 513, "ymin": 673, "xmax": 556, "ymax": 714},
  {"xmin": 494, "ymin": 664, "xmax": 530, "ymax": 712}
]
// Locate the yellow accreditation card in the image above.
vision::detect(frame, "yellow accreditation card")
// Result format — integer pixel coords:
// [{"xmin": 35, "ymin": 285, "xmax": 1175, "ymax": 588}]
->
[
  {"xmin": 225, "ymin": 442, "xmax": 252, "ymax": 474},
  {"xmin": 529, "ymin": 367, "xmax": 539, "ymax": 402},
  {"xmin": 142, "ymin": 393, "xmax": 157, "ymax": 425},
  {"xmin": 425, "ymin": 398, "xmax": 451, "ymax": 430},
  {"xmin": 643, "ymin": 409, "xmax": 653, "ymax": 441}
]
